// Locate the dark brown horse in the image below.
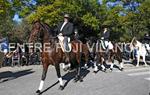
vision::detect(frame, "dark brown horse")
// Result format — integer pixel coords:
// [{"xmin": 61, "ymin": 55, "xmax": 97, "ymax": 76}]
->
[
  {"xmin": 29, "ymin": 21, "xmax": 84, "ymax": 94},
  {"xmin": 88, "ymin": 38, "xmax": 124, "ymax": 73}
]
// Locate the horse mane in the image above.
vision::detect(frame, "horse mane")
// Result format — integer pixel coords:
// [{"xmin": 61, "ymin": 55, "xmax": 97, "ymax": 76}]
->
[
  {"xmin": 41, "ymin": 22, "xmax": 56, "ymax": 37},
  {"xmin": 31, "ymin": 20, "xmax": 53, "ymax": 34}
]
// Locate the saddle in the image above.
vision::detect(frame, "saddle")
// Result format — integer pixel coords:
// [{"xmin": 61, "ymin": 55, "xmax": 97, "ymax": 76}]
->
[
  {"xmin": 100, "ymin": 40, "xmax": 107, "ymax": 50},
  {"xmin": 100, "ymin": 40, "xmax": 113, "ymax": 50},
  {"xmin": 57, "ymin": 35, "xmax": 72, "ymax": 52}
]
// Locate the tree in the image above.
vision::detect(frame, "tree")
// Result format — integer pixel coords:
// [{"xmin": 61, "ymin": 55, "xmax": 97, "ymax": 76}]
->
[{"xmin": 1, "ymin": 0, "xmax": 150, "ymax": 42}]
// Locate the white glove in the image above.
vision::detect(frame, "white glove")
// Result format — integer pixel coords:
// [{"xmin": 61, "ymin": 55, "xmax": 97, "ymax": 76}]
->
[
  {"xmin": 59, "ymin": 33, "xmax": 63, "ymax": 36},
  {"xmin": 101, "ymin": 37, "xmax": 104, "ymax": 40}
]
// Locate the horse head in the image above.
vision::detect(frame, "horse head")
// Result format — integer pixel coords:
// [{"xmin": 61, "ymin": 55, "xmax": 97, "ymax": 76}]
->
[
  {"xmin": 29, "ymin": 20, "xmax": 44, "ymax": 43},
  {"xmin": 129, "ymin": 37, "xmax": 137, "ymax": 51},
  {"xmin": 28, "ymin": 20, "xmax": 55, "ymax": 44}
]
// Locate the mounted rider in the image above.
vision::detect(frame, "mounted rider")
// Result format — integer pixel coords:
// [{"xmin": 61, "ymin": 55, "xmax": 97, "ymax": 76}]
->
[
  {"xmin": 101, "ymin": 26, "xmax": 111, "ymax": 50},
  {"xmin": 55, "ymin": 14, "xmax": 74, "ymax": 64},
  {"xmin": 56, "ymin": 14, "xmax": 74, "ymax": 52}
]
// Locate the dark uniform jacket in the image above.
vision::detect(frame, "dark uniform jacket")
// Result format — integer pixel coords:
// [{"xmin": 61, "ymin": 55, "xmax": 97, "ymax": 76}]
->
[
  {"xmin": 102, "ymin": 30, "xmax": 110, "ymax": 41},
  {"xmin": 56, "ymin": 22, "xmax": 74, "ymax": 37}
]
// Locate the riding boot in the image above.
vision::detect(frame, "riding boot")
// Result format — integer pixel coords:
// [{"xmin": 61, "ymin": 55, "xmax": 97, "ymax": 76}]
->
[
  {"xmin": 65, "ymin": 52, "xmax": 70, "ymax": 63},
  {"xmin": 105, "ymin": 47, "xmax": 109, "ymax": 60}
]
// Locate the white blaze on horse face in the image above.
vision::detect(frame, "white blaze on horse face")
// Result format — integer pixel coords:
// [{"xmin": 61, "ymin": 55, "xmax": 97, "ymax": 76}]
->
[
  {"xmin": 58, "ymin": 78, "xmax": 63, "ymax": 86},
  {"xmin": 38, "ymin": 80, "xmax": 44, "ymax": 91}
]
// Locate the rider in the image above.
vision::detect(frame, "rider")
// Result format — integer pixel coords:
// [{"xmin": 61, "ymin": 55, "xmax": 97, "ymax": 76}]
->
[
  {"xmin": 74, "ymin": 28, "xmax": 80, "ymax": 40},
  {"xmin": 101, "ymin": 26, "xmax": 110, "ymax": 50},
  {"xmin": 56, "ymin": 14, "xmax": 74, "ymax": 52}
]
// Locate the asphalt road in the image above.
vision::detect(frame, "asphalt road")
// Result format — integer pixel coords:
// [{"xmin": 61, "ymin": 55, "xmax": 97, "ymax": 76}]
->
[{"xmin": 0, "ymin": 62, "xmax": 150, "ymax": 95}]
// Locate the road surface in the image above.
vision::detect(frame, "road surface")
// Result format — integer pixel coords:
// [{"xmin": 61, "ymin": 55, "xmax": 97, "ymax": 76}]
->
[{"xmin": 0, "ymin": 62, "xmax": 150, "ymax": 95}]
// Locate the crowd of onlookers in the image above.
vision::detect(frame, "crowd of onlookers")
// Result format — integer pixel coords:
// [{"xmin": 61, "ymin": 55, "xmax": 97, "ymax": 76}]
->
[
  {"xmin": 0, "ymin": 47, "xmax": 41, "ymax": 67},
  {"xmin": 0, "ymin": 38, "xmax": 41, "ymax": 68},
  {"xmin": 0, "ymin": 33, "xmax": 149, "ymax": 68}
]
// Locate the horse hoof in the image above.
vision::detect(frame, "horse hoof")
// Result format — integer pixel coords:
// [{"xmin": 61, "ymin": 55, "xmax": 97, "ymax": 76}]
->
[
  {"xmin": 84, "ymin": 66, "xmax": 88, "ymax": 69},
  {"xmin": 73, "ymin": 79, "xmax": 78, "ymax": 83},
  {"xmin": 73, "ymin": 77, "xmax": 79, "ymax": 83},
  {"xmin": 36, "ymin": 90, "xmax": 41, "ymax": 94},
  {"xmin": 102, "ymin": 69, "xmax": 106, "ymax": 72},
  {"xmin": 93, "ymin": 71, "xmax": 98, "ymax": 74},
  {"xmin": 120, "ymin": 68, "xmax": 124, "ymax": 71},
  {"xmin": 59, "ymin": 85, "xmax": 64, "ymax": 90},
  {"xmin": 80, "ymin": 79, "xmax": 83, "ymax": 82},
  {"xmin": 63, "ymin": 68, "xmax": 68, "ymax": 72},
  {"xmin": 110, "ymin": 68, "xmax": 113, "ymax": 72},
  {"xmin": 144, "ymin": 64, "xmax": 148, "ymax": 67}
]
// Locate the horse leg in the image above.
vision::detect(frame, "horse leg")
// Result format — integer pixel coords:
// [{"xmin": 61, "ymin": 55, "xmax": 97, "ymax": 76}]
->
[
  {"xmin": 110, "ymin": 62, "xmax": 114, "ymax": 71},
  {"xmin": 61, "ymin": 63, "xmax": 69, "ymax": 71},
  {"xmin": 74, "ymin": 54, "xmax": 83, "ymax": 82},
  {"xmin": 93, "ymin": 54, "xmax": 99, "ymax": 73},
  {"xmin": 36, "ymin": 64, "xmax": 49, "ymax": 94},
  {"xmin": 93, "ymin": 61, "xmax": 98, "ymax": 73},
  {"xmin": 84, "ymin": 54, "xmax": 89, "ymax": 69},
  {"xmin": 75, "ymin": 63, "xmax": 83, "ymax": 82},
  {"xmin": 119, "ymin": 61, "xmax": 124, "ymax": 71},
  {"xmin": 109, "ymin": 55, "xmax": 114, "ymax": 72},
  {"xmin": 136, "ymin": 55, "xmax": 140, "ymax": 67},
  {"xmin": 117, "ymin": 53, "xmax": 124, "ymax": 71},
  {"xmin": 100, "ymin": 57, "xmax": 106, "ymax": 72},
  {"xmin": 142, "ymin": 55, "xmax": 147, "ymax": 66},
  {"xmin": 55, "ymin": 63, "xmax": 64, "ymax": 90}
]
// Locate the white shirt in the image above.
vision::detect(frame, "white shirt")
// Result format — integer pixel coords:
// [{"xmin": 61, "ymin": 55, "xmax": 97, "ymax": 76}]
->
[{"xmin": 60, "ymin": 21, "xmax": 67, "ymax": 31}]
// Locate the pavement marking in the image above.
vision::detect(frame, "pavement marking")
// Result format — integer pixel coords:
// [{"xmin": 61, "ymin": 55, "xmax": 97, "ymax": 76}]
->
[
  {"xmin": 124, "ymin": 67, "xmax": 150, "ymax": 72},
  {"xmin": 127, "ymin": 71, "xmax": 150, "ymax": 76},
  {"xmin": 144, "ymin": 77, "xmax": 150, "ymax": 81},
  {"xmin": 114, "ymin": 67, "xmax": 150, "ymax": 73}
]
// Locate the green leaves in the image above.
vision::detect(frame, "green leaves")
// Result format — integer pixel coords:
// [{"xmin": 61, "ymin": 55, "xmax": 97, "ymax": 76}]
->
[
  {"xmin": 22, "ymin": 0, "xmax": 150, "ymax": 41},
  {"xmin": 0, "ymin": 0, "xmax": 150, "ymax": 42},
  {"xmin": 26, "ymin": 1, "xmax": 63, "ymax": 26},
  {"xmin": 82, "ymin": 13, "xmax": 100, "ymax": 31}
]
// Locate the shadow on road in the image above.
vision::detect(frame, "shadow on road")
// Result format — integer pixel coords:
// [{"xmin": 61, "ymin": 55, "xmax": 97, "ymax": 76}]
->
[
  {"xmin": 63, "ymin": 68, "xmax": 90, "ymax": 88},
  {"xmin": 0, "ymin": 69, "xmax": 34, "ymax": 83},
  {"xmin": 40, "ymin": 68, "xmax": 90, "ymax": 94},
  {"xmin": 40, "ymin": 81, "xmax": 59, "ymax": 94}
]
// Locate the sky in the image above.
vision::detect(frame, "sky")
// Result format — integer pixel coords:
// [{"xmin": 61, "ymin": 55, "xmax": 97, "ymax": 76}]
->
[
  {"xmin": 13, "ymin": 14, "xmax": 22, "ymax": 22},
  {"xmin": 12, "ymin": 0, "xmax": 36, "ymax": 22}
]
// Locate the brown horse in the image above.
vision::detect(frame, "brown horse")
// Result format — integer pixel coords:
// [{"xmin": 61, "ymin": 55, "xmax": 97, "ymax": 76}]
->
[
  {"xmin": 89, "ymin": 39, "xmax": 124, "ymax": 73},
  {"xmin": 108, "ymin": 42, "xmax": 124, "ymax": 71},
  {"xmin": 29, "ymin": 21, "xmax": 83, "ymax": 94}
]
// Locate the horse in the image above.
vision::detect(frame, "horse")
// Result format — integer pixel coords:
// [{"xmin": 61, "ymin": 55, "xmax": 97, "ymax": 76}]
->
[
  {"xmin": 28, "ymin": 21, "xmax": 84, "ymax": 94},
  {"xmin": 91, "ymin": 39, "xmax": 124, "ymax": 73},
  {"xmin": 73, "ymin": 33, "xmax": 90, "ymax": 69},
  {"xmin": 129, "ymin": 37, "xmax": 148, "ymax": 67}
]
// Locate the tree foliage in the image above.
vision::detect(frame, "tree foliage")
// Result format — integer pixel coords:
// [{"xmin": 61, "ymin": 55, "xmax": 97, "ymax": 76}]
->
[{"xmin": 0, "ymin": 0, "xmax": 150, "ymax": 42}]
